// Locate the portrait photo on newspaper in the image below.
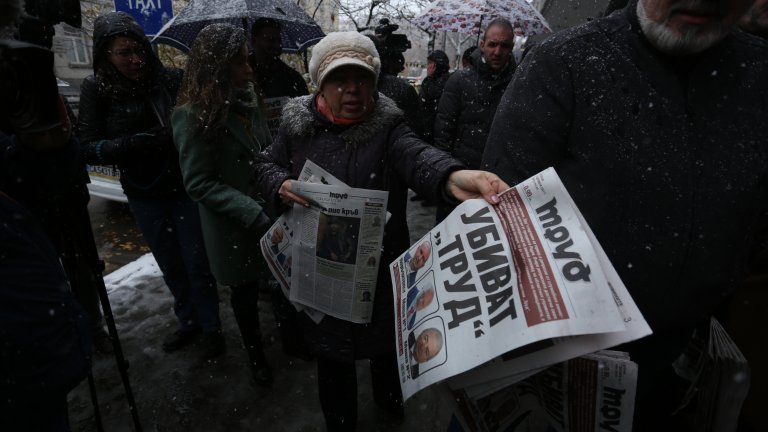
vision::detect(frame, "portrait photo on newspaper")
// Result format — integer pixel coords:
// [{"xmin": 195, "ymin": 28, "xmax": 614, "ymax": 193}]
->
[
  {"xmin": 402, "ymin": 239, "xmax": 433, "ymax": 288},
  {"xmin": 406, "ymin": 318, "xmax": 448, "ymax": 380},
  {"xmin": 405, "ymin": 274, "xmax": 439, "ymax": 331}
]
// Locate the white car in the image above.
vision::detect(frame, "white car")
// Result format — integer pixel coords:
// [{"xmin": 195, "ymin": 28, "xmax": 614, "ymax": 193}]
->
[{"xmin": 87, "ymin": 164, "xmax": 128, "ymax": 203}]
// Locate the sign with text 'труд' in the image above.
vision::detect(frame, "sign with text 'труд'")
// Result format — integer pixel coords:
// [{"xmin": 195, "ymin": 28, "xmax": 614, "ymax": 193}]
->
[{"xmin": 114, "ymin": 0, "xmax": 173, "ymax": 36}]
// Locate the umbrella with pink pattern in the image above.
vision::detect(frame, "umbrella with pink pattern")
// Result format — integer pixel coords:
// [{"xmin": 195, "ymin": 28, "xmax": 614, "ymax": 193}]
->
[{"xmin": 414, "ymin": 0, "xmax": 551, "ymax": 36}]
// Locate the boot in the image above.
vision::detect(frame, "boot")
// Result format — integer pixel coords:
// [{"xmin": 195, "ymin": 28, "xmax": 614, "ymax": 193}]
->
[
  {"xmin": 247, "ymin": 340, "xmax": 273, "ymax": 386},
  {"xmin": 230, "ymin": 283, "xmax": 272, "ymax": 385}
]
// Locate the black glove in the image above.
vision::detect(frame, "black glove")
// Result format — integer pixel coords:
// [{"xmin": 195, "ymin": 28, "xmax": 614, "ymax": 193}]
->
[
  {"xmin": 250, "ymin": 210, "xmax": 272, "ymax": 234},
  {"xmin": 122, "ymin": 132, "xmax": 162, "ymax": 158}
]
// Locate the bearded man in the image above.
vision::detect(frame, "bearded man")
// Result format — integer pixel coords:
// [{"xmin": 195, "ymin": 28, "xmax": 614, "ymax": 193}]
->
[{"xmin": 482, "ymin": 0, "xmax": 768, "ymax": 429}]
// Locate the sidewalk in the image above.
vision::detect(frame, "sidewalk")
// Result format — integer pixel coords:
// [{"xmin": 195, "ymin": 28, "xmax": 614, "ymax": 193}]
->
[{"xmin": 67, "ymin": 193, "xmax": 455, "ymax": 432}]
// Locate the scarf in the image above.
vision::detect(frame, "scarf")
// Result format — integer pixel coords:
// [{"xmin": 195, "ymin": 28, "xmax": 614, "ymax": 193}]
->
[
  {"xmin": 231, "ymin": 82, "xmax": 260, "ymax": 116},
  {"xmin": 315, "ymin": 94, "xmax": 369, "ymax": 126}
]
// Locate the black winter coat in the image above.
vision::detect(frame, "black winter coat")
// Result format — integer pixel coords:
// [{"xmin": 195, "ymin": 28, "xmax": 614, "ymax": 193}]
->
[
  {"xmin": 434, "ymin": 49, "xmax": 515, "ymax": 168},
  {"xmin": 482, "ymin": 2, "xmax": 768, "ymax": 364},
  {"xmin": 420, "ymin": 71, "xmax": 450, "ymax": 144},
  {"xmin": 249, "ymin": 56, "xmax": 309, "ymax": 99},
  {"xmin": 377, "ymin": 75, "xmax": 427, "ymax": 139},
  {"xmin": 254, "ymin": 94, "xmax": 463, "ymax": 362},
  {"xmin": 78, "ymin": 12, "xmax": 185, "ymax": 199}
]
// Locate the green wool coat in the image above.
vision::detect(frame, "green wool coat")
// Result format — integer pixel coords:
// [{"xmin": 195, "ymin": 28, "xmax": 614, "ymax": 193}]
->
[{"xmin": 172, "ymin": 104, "xmax": 272, "ymax": 285}]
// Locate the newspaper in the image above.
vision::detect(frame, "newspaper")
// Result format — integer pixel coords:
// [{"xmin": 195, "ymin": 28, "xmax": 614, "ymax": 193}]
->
[
  {"xmin": 453, "ymin": 351, "xmax": 638, "ymax": 432},
  {"xmin": 280, "ymin": 174, "xmax": 388, "ymax": 323},
  {"xmin": 672, "ymin": 317, "xmax": 750, "ymax": 432},
  {"xmin": 260, "ymin": 161, "xmax": 350, "ymax": 323},
  {"xmin": 390, "ymin": 168, "xmax": 652, "ymax": 400}
]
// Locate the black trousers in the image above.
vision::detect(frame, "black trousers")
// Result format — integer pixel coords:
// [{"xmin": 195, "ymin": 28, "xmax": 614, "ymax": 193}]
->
[
  {"xmin": 229, "ymin": 282, "xmax": 265, "ymax": 364},
  {"xmin": 317, "ymin": 352, "xmax": 402, "ymax": 432}
]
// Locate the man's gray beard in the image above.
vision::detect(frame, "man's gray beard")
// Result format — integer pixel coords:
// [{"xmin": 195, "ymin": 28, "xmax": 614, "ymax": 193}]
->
[{"xmin": 637, "ymin": 0, "xmax": 728, "ymax": 54}]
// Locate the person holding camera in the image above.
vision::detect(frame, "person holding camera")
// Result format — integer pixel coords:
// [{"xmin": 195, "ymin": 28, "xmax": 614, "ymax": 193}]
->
[
  {"xmin": 78, "ymin": 12, "xmax": 223, "ymax": 358},
  {"xmin": 367, "ymin": 24, "xmax": 427, "ymax": 139},
  {"xmin": 1, "ymin": 23, "xmax": 92, "ymax": 421}
]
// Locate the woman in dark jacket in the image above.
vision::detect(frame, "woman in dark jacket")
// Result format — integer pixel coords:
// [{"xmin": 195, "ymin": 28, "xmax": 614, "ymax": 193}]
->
[
  {"xmin": 254, "ymin": 31, "xmax": 507, "ymax": 432},
  {"xmin": 78, "ymin": 12, "xmax": 222, "ymax": 356},
  {"xmin": 172, "ymin": 24, "xmax": 275, "ymax": 385}
]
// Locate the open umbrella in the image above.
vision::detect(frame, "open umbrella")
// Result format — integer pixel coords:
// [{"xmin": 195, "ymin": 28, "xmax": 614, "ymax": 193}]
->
[
  {"xmin": 414, "ymin": 0, "xmax": 551, "ymax": 36},
  {"xmin": 152, "ymin": 0, "xmax": 325, "ymax": 53}
]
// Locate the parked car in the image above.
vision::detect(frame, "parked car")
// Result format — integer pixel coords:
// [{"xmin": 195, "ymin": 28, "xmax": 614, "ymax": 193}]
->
[
  {"xmin": 57, "ymin": 78, "xmax": 80, "ymax": 117},
  {"xmin": 86, "ymin": 164, "xmax": 127, "ymax": 203}
]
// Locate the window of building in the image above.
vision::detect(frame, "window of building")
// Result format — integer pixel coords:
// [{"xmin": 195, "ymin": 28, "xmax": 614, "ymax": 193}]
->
[{"xmin": 61, "ymin": 25, "xmax": 91, "ymax": 66}]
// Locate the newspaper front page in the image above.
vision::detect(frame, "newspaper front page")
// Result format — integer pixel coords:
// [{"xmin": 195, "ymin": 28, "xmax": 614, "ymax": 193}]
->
[
  {"xmin": 390, "ymin": 168, "xmax": 652, "ymax": 400},
  {"xmin": 289, "ymin": 181, "xmax": 388, "ymax": 323}
]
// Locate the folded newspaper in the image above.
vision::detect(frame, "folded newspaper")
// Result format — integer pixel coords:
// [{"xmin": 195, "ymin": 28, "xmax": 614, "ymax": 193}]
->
[
  {"xmin": 260, "ymin": 160, "xmax": 388, "ymax": 324},
  {"xmin": 389, "ymin": 168, "xmax": 653, "ymax": 401}
]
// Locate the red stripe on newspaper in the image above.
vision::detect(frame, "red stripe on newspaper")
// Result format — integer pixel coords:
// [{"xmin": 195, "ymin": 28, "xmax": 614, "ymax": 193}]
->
[
  {"xmin": 495, "ymin": 188, "xmax": 569, "ymax": 326},
  {"xmin": 394, "ymin": 262, "xmax": 404, "ymax": 356}
]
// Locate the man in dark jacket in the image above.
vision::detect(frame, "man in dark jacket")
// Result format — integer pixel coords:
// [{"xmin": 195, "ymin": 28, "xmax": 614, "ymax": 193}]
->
[
  {"xmin": 420, "ymin": 50, "xmax": 450, "ymax": 144},
  {"xmin": 249, "ymin": 18, "xmax": 310, "ymax": 137},
  {"xmin": 482, "ymin": 0, "xmax": 768, "ymax": 429},
  {"xmin": 434, "ymin": 18, "xmax": 515, "ymax": 170}
]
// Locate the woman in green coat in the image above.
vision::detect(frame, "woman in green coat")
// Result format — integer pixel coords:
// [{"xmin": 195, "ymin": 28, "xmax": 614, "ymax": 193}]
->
[{"xmin": 172, "ymin": 24, "xmax": 273, "ymax": 385}]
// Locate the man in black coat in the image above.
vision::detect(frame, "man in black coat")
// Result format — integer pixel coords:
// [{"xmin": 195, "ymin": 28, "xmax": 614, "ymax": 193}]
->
[
  {"xmin": 420, "ymin": 50, "xmax": 450, "ymax": 144},
  {"xmin": 434, "ymin": 18, "xmax": 516, "ymax": 170},
  {"xmin": 249, "ymin": 18, "xmax": 309, "ymax": 137},
  {"xmin": 482, "ymin": 0, "xmax": 768, "ymax": 429}
]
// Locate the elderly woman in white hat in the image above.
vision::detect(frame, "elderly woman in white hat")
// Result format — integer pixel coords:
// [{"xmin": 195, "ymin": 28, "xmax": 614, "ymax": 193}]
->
[{"xmin": 254, "ymin": 31, "xmax": 507, "ymax": 431}]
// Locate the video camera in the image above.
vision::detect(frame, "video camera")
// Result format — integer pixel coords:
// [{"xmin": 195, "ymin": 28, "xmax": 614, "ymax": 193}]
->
[
  {"xmin": 0, "ymin": 0, "xmax": 75, "ymax": 135},
  {"xmin": 0, "ymin": 39, "xmax": 61, "ymax": 134},
  {"xmin": 373, "ymin": 18, "xmax": 411, "ymax": 75},
  {"xmin": 374, "ymin": 18, "xmax": 411, "ymax": 55}
]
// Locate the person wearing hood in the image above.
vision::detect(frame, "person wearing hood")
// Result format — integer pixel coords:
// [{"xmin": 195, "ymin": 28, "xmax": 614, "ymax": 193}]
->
[
  {"xmin": 78, "ymin": 12, "xmax": 223, "ymax": 357},
  {"xmin": 419, "ymin": 50, "xmax": 451, "ymax": 144},
  {"xmin": 172, "ymin": 23, "xmax": 277, "ymax": 386},
  {"xmin": 253, "ymin": 31, "xmax": 508, "ymax": 431}
]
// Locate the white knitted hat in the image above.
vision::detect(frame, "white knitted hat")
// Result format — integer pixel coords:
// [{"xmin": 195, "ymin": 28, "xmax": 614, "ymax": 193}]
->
[{"xmin": 309, "ymin": 31, "xmax": 381, "ymax": 89}]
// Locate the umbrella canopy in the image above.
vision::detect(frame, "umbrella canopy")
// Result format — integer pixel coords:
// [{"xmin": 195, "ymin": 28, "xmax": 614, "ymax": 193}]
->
[
  {"xmin": 152, "ymin": 0, "xmax": 325, "ymax": 53},
  {"xmin": 414, "ymin": 0, "xmax": 551, "ymax": 36}
]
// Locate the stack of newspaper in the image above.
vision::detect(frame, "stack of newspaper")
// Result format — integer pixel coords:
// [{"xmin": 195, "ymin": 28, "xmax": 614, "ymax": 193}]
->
[
  {"xmin": 453, "ymin": 351, "xmax": 638, "ymax": 432},
  {"xmin": 673, "ymin": 317, "xmax": 750, "ymax": 432},
  {"xmin": 388, "ymin": 168, "xmax": 653, "ymax": 413}
]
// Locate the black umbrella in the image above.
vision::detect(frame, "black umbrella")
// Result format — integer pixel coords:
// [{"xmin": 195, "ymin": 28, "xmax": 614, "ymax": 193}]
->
[{"xmin": 152, "ymin": 0, "xmax": 325, "ymax": 53}]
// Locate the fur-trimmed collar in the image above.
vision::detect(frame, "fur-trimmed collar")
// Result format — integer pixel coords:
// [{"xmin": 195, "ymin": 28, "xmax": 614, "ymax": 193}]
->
[{"xmin": 280, "ymin": 93, "xmax": 404, "ymax": 147}]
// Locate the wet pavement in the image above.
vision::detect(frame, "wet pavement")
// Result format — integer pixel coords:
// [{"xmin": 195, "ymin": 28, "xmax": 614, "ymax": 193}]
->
[
  {"xmin": 69, "ymin": 192, "xmax": 456, "ymax": 432},
  {"xmin": 87, "ymin": 196, "xmax": 149, "ymax": 275}
]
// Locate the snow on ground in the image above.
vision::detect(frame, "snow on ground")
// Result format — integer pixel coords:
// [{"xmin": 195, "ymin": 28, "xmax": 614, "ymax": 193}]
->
[{"xmin": 68, "ymin": 193, "xmax": 456, "ymax": 431}]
